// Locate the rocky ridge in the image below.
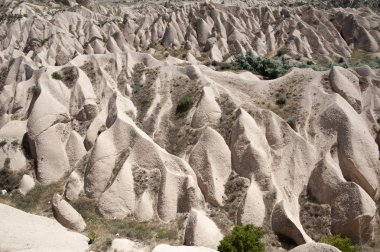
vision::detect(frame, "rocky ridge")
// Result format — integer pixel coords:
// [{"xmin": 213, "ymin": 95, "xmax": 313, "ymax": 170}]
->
[{"xmin": 0, "ymin": 0, "xmax": 380, "ymax": 251}]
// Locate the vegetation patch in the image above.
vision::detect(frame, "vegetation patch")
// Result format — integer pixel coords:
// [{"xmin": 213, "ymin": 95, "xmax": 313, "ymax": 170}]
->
[
  {"xmin": 232, "ymin": 50, "xmax": 380, "ymax": 80},
  {"xmin": 299, "ymin": 188, "xmax": 331, "ymax": 241},
  {"xmin": 287, "ymin": 116, "xmax": 297, "ymax": 130},
  {"xmin": 132, "ymin": 167, "xmax": 161, "ymax": 196},
  {"xmin": 0, "ymin": 158, "xmax": 23, "ymax": 193},
  {"xmin": 72, "ymin": 197, "xmax": 183, "ymax": 251},
  {"xmin": 321, "ymin": 235, "xmax": 357, "ymax": 252},
  {"xmin": 0, "ymin": 177, "xmax": 66, "ymax": 219},
  {"xmin": 0, "ymin": 66, "xmax": 8, "ymax": 93},
  {"xmin": 163, "ymin": 76, "xmax": 203, "ymax": 156},
  {"xmin": 130, "ymin": 64, "xmax": 159, "ymax": 124},
  {"xmin": 223, "ymin": 172, "xmax": 250, "ymax": 219},
  {"xmin": 218, "ymin": 224, "xmax": 265, "ymax": 252},
  {"xmin": 52, "ymin": 72, "xmax": 62, "ymax": 80},
  {"xmin": 216, "ymin": 94, "xmax": 237, "ymax": 144},
  {"xmin": 275, "ymin": 92, "xmax": 287, "ymax": 106},
  {"xmin": 176, "ymin": 95, "xmax": 193, "ymax": 114},
  {"xmin": 52, "ymin": 67, "xmax": 78, "ymax": 88}
]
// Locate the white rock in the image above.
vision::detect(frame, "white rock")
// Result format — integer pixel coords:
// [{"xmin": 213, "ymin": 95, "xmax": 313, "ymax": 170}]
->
[
  {"xmin": 18, "ymin": 174, "xmax": 35, "ymax": 195},
  {"xmin": 153, "ymin": 244, "xmax": 217, "ymax": 252},
  {"xmin": 188, "ymin": 127, "xmax": 231, "ymax": 206},
  {"xmin": 184, "ymin": 209, "xmax": 223, "ymax": 249},
  {"xmin": 107, "ymin": 238, "xmax": 148, "ymax": 252},
  {"xmin": 0, "ymin": 203, "xmax": 89, "ymax": 251},
  {"xmin": 52, "ymin": 193, "xmax": 86, "ymax": 232},
  {"xmin": 289, "ymin": 243, "xmax": 341, "ymax": 252}
]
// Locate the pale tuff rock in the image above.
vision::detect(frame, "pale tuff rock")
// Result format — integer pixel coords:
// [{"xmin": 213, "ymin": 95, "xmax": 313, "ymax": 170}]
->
[
  {"xmin": 191, "ymin": 86, "xmax": 222, "ymax": 128},
  {"xmin": 308, "ymin": 154, "xmax": 345, "ymax": 204},
  {"xmin": 230, "ymin": 108, "xmax": 271, "ymax": 181},
  {"xmin": 107, "ymin": 239, "xmax": 148, "ymax": 252},
  {"xmin": 0, "ymin": 0, "xmax": 380, "ymax": 250},
  {"xmin": 289, "ymin": 243, "xmax": 342, "ymax": 252},
  {"xmin": 188, "ymin": 127, "xmax": 231, "ymax": 206},
  {"xmin": 237, "ymin": 180, "xmax": 265, "ymax": 227},
  {"xmin": 0, "ymin": 120, "xmax": 28, "ymax": 172},
  {"xmin": 153, "ymin": 244, "xmax": 218, "ymax": 252},
  {"xmin": 271, "ymin": 201, "xmax": 312, "ymax": 244},
  {"xmin": 329, "ymin": 66, "xmax": 362, "ymax": 113},
  {"xmin": 65, "ymin": 131, "xmax": 86, "ymax": 168},
  {"xmin": 0, "ymin": 203, "xmax": 89, "ymax": 251},
  {"xmin": 18, "ymin": 174, "xmax": 35, "ymax": 195},
  {"xmin": 52, "ymin": 193, "xmax": 87, "ymax": 232},
  {"xmin": 64, "ymin": 171, "xmax": 84, "ymax": 202},
  {"xmin": 318, "ymin": 95, "xmax": 380, "ymax": 198},
  {"xmin": 184, "ymin": 209, "xmax": 223, "ymax": 249},
  {"xmin": 331, "ymin": 183, "xmax": 376, "ymax": 242}
]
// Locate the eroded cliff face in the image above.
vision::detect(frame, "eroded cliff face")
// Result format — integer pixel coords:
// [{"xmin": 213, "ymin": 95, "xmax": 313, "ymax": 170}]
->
[{"xmin": 0, "ymin": 0, "xmax": 380, "ymax": 251}]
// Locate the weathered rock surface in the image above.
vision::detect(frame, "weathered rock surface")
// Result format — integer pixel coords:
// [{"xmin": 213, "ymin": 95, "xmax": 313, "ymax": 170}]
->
[
  {"xmin": 188, "ymin": 127, "xmax": 231, "ymax": 206},
  {"xmin": 18, "ymin": 174, "xmax": 35, "ymax": 195},
  {"xmin": 184, "ymin": 209, "xmax": 223, "ymax": 249},
  {"xmin": 107, "ymin": 238, "xmax": 148, "ymax": 252},
  {"xmin": 52, "ymin": 193, "xmax": 87, "ymax": 232},
  {"xmin": 0, "ymin": 0, "xmax": 380, "ymax": 251},
  {"xmin": 64, "ymin": 171, "xmax": 84, "ymax": 202},
  {"xmin": 289, "ymin": 243, "xmax": 342, "ymax": 252},
  {"xmin": 0, "ymin": 203, "xmax": 89, "ymax": 251},
  {"xmin": 152, "ymin": 244, "xmax": 217, "ymax": 252}
]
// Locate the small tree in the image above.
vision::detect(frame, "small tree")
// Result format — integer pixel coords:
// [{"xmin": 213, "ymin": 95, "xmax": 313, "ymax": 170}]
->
[
  {"xmin": 321, "ymin": 235, "xmax": 357, "ymax": 252},
  {"xmin": 176, "ymin": 95, "xmax": 193, "ymax": 114},
  {"xmin": 218, "ymin": 224, "xmax": 265, "ymax": 252}
]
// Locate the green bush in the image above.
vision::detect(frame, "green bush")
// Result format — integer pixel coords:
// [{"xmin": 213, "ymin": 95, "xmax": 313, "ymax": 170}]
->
[
  {"xmin": 232, "ymin": 50, "xmax": 380, "ymax": 79},
  {"xmin": 287, "ymin": 117, "xmax": 297, "ymax": 130},
  {"xmin": 321, "ymin": 235, "xmax": 357, "ymax": 252},
  {"xmin": 275, "ymin": 93, "xmax": 287, "ymax": 106},
  {"xmin": 234, "ymin": 50, "xmax": 288, "ymax": 79},
  {"xmin": 176, "ymin": 95, "xmax": 193, "ymax": 113},
  {"xmin": 52, "ymin": 72, "xmax": 62, "ymax": 80},
  {"xmin": 218, "ymin": 224, "xmax": 265, "ymax": 252}
]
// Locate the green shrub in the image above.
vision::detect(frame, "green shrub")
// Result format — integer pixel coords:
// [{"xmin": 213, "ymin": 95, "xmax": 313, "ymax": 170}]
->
[
  {"xmin": 275, "ymin": 93, "xmax": 287, "ymax": 106},
  {"xmin": 52, "ymin": 72, "xmax": 62, "ymax": 80},
  {"xmin": 287, "ymin": 117, "xmax": 297, "ymax": 130},
  {"xmin": 276, "ymin": 47, "xmax": 291, "ymax": 57},
  {"xmin": 321, "ymin": 235, "xmax": 357, "ymax": 252},
  {"xmin": 176, "ymin": 95, "xmax": 193, "ymax": 113},
  {"xmin": 233, "ymin": 50, "xmax": 289, "ymax": 79},
  {"xmin": 232, "ymin": 50, "xmax": 380, "ymax": 79},
  {"xmin": 218, "ymin": 224, "xmax": 265, "ymax": 252}
]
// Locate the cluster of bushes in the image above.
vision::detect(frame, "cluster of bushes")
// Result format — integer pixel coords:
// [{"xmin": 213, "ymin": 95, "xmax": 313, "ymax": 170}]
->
[
  {"xmin": 321, "ymin": 235, "xmax": 357, "ymax": 252},
  {"xmin": 218, "ymin": 225, "xmax": 265, "ymax": 252},
  {"xmin": 232, "ymin": 50, "xmax": 380, "ymax": 79},
  {"xmin": 217, "ymin": 225, "xmax": 357, "ymax": 252},
  {"xmin": 51, "ymin": 67, "xmax": 78, "ymax": 88}
]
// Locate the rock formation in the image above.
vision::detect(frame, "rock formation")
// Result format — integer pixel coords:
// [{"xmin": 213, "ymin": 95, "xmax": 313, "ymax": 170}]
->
[{"xmin": 0, "ymin": 0, "xmax": 380, "ymax": 251}]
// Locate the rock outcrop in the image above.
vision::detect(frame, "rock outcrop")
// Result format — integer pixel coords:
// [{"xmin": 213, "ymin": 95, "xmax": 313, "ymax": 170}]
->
[
  {"xmin": 0, "ymin": 203, "xmax": 89, "ymax": 251},
  {"xmin": 52, "ymin": 193, "xmax": 87, "ymax": 232},
  {"xmin": 184, "ymin": 209, "xmax": 223, "ymax": 249},
  {"xmin": 18, "ymin": 174, "xmax": 35, "ymax": 195},
  {"xmin": 0, "ymin": 0, "xmax": 380, "ymax": 251},
  {"xmin": 289, "ymin": 243, "xmax": 341, "ymax": 252}
]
